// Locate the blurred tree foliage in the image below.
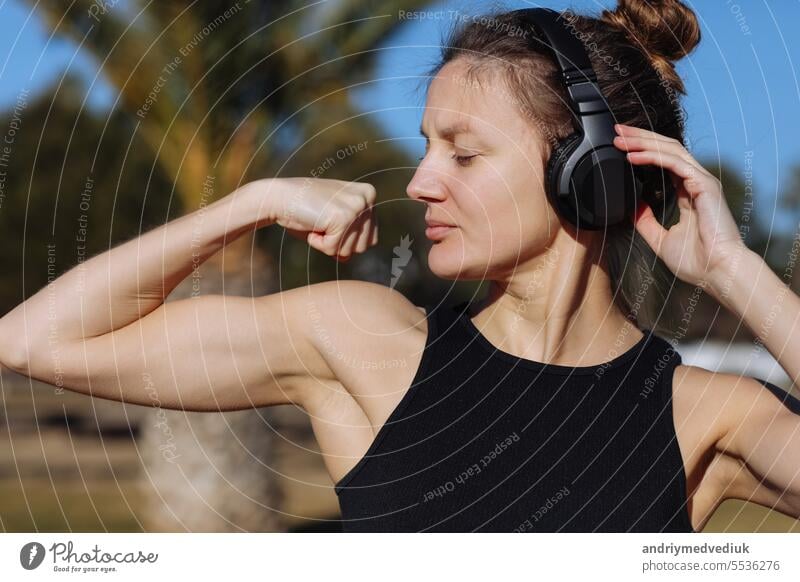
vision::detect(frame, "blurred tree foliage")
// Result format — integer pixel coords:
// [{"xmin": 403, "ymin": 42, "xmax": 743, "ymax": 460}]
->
[{"xmin": 0, "ymin": 77, "xmax": 176, "ymax": 315}]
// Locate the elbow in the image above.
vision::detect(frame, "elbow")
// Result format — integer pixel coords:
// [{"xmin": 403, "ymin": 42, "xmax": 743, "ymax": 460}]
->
[
  {"xmin": 0, "ymin": 322, "xmax": 31, "ymax": 374},
  {"xmin": 0, "ymin": 344, "xmax": 30, "ymax": 375}
]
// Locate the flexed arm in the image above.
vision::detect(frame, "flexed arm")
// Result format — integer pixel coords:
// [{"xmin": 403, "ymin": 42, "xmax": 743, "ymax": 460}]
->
[
  {"xmin": 0, "ymin": 183, "xmax": 266, "ymax": 360},
  {"xmin": 0, "ymin": 178, "xmax": 378, "ymax": 411}
]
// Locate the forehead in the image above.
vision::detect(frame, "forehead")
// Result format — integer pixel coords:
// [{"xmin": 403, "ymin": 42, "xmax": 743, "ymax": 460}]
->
[{"xmin": 421, "ymin": 59, "xmax": 524, "ymax": 140}]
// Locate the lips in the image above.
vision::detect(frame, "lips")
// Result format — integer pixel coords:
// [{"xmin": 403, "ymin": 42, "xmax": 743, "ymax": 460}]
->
[
  {"xmin": 425, "ymin": 221, "xmax": 453, "ymax": 228},
  {"xmin": 424, "ymin": 221, "xmax": 456, "ymax": 241}
]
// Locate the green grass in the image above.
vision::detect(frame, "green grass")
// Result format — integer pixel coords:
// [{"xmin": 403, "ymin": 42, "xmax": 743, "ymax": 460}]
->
[
  {"xmin": 0, "ymin": 480, "xmax": 144, "ymax": 532},
  {"xmin": 703, "ymin": 499, "xmax": 800, "ymax": 533}
]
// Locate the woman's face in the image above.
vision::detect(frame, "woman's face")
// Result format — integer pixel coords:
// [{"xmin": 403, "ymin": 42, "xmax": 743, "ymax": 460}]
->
[{"xmin": 406, "ymin": 58, "xmax": 564, "ymax": 281}]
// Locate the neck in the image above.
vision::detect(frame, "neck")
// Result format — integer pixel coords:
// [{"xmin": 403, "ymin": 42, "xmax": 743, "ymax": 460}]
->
[{"xmin": 469, "ymin": 230, "xmax": 642, "ymax": 367}]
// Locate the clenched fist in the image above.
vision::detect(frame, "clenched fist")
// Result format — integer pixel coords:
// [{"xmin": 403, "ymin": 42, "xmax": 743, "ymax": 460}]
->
[{"xmin": 242, "ymin": 177, "xmax": 379, "ymax": 262}]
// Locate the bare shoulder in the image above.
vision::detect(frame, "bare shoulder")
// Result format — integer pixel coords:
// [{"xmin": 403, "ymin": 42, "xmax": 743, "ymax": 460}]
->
[
  {"xmin": 672, "ymin": 364, "xmax": 737, "ymax": 447},
  {"xmin": 277, "ymin": 278, "xmax": 428, "ymax": 382},
  {"xmin": 669, "ymin": 364, "xmax": 751, "ymax": 511},
  {"xmin": 672, "ymin": 363, "xmax": 793, "ymax": 452},
  {"xmin": 296, "ymin": 279, "xmax": 427, "ymax": 332}
]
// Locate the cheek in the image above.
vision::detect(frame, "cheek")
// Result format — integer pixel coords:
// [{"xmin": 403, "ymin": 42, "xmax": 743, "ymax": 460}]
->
[
  {"xmin": 488, "ymin": 189, "xmax": 559, "ymax": 268},
  {"xmin": 476, "ymin": 175, "xmax": 553, "ymax": 245}
]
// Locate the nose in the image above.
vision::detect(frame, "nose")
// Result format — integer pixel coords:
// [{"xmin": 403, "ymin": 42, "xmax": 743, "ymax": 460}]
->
[{"xmin": 406, "ymin": 163, "xmax": 447, "ymax": 203}]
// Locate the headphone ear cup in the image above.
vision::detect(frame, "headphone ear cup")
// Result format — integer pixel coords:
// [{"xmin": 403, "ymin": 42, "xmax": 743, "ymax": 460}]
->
[{"xmin": 545, "ymin": 133, "xmax": 582, "ymax": 213}]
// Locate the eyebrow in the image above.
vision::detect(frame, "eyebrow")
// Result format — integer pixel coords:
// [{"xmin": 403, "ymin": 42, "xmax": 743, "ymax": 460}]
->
[{"xmin": 419, "ymin": 121, "xmax": 474, "ymax": 141}]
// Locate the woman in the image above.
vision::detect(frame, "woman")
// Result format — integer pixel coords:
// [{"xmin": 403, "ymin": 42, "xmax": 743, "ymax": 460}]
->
[{"xmin": 2, "ymin": 0, "xmax": 799, "ymax": 532}]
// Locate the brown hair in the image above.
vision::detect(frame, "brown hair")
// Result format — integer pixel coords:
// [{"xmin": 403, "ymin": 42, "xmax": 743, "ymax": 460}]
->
[{"xmin": 424, "ymin": 0, "xmax": 701, "ymax": 329}]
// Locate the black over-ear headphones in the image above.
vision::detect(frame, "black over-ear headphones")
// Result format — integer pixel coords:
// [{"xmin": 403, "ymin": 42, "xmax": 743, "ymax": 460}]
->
[{"xmin": 511, "ymin": 8, "xmax": 644, "ymax": 230}]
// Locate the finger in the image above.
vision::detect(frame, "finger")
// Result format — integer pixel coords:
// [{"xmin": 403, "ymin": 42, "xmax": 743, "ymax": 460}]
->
[
  {"xmin": 368, "ymin": 216, "xmax": 379, "ymax": 246},
  {"xmin": 336, "ymin": 225, "xmax": 360, "ymax": 259},
  {"xmin": 307, "ymin": 231, "xmax": 327, "ymax": 253},
  {"xmin": 308, "ymin": 226, "xmax": 347, "ymax": 258},
  {"xmin": 614, "ymin": 134, "xmax": 680, "ymax": 159},
  {"xmin": 634, "ymin": 200, "xmax": 668, "ymax": 253},
  {"xmin": 615, "ymin": 125, "xmax": 711, "ymax": 175},
  {"xmin": 626, "ymin": 151, "xmax": 717, "ymax": 199},
  {"xmin": 349, "ymin": 210, "xmax": 372, "ymax": 249},
  {"xmin": 353, "ymin": 213, "xmax": 374, "ymax": 253},
  {"xmin": 613, "ymin": 135, "xmax": 707, "ymax": 174},
  {"xmin": 614, "ymin": 123, "xmax": 680, "ymax": 144}
]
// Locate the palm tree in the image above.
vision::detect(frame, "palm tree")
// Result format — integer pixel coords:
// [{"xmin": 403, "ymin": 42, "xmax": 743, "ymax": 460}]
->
[{"xmin": 28, "ymin": 0, "xmax": 434, "ymax": 531}]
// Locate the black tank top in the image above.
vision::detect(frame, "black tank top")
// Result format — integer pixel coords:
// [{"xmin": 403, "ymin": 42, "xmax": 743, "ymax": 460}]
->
[{"xmin": 334, "ymin": 300, "xmax": 694, "ymax": 532}]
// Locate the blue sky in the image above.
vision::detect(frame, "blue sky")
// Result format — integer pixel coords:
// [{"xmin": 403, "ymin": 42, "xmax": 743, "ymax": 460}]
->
[{"xmin": 3, "ymin": 0, "xmax": 800, "ymax": 234}]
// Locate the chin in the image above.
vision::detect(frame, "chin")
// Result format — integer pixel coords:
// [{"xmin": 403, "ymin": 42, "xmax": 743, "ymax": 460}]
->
[{"xmin": 427, "ymin": 241, "xmax": 491, "ymax": 281}]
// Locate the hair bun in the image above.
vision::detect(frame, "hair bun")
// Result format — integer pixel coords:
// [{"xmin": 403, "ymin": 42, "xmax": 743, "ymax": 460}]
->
[{"xmin": 601, "ymin": 0, "xmax": 700, "ymax": 92}]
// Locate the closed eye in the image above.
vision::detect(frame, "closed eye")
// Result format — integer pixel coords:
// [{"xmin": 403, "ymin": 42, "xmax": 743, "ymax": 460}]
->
[
  {"xmin": 416, "ymin": 150, "xmax": 479, "ymax": 167},
  {"xmin": 452, "ymin": 154, "xmax": 477, "ymax": 167}
]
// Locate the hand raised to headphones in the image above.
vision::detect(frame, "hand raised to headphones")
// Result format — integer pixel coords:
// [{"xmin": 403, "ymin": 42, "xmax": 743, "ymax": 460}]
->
[{"xmin": 612, "ymin": 123, "xmax": 746, "ymax": 295}]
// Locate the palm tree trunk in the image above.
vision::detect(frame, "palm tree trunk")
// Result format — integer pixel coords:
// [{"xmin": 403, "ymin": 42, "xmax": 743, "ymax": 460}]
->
[{"xmin": 138, "ymin": 232, "xmax": 287, "ymax": 532}]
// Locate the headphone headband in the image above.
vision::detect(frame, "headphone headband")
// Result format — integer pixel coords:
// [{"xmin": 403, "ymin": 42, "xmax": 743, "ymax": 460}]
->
[
  {"xmin": 516, "ymin": 9, "xmax": 593, "ymax": 82},
  {"xmin": 513, "ymin": 8, "xmax": 608, "ymax": 116},
  {"xmin": 509, "ymin": 7, "xmax": 645, "ymax": 230}
]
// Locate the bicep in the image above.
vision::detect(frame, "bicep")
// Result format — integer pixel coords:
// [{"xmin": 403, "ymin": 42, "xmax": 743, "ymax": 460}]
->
[
  {"xmin": 715, "ymin": 375, "xmax": 800, "ymax": 516},
  {"xmin": 27, "ymin": 289, "xmax": 334, "ymax": 412}
]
